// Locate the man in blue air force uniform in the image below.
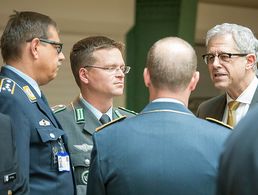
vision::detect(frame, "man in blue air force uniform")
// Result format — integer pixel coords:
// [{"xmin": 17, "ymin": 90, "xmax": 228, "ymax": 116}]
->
[
  {"xmin": 53, "ymin": 36, "xmax": 136, "ymax": 195},
  {"xmin": 87, "ymin": 37, "xmax": 230, "ymax": 195},
  {"xmin": 0, "ymin": 113, "xmax": 18, "ymax": 195},
  {"xmin": 0, "ymin": 11, "xmax": 75, "ymax": 195}
]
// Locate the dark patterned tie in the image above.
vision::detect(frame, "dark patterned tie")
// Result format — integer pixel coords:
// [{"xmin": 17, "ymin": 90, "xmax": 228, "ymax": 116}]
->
[{"xmin": 99, "ymin": 114, "xmax": 111, "ymax": 124}]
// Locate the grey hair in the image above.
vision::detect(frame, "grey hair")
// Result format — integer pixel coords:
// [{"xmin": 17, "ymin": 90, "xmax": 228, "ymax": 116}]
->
[{"xmin": 206, "ymin": 23, "xmax": 258, "ymax": 70}]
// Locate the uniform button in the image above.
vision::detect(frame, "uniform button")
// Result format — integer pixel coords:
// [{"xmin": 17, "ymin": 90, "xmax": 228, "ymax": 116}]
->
[
  {"xmin": 85, "ymin": 159, "xmax": 90, "ymax": 166},
  {"xmin": 50, "ymin": 133, "xmax": 55, "ymax": 139}
]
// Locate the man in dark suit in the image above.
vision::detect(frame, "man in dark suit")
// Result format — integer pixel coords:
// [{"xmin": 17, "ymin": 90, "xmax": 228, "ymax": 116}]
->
[
  {"xmin": 53, "ymin": 36, "xmax": 136, "ymax": 195},
  {"xmin": 0, "ymin": 11, "xmax": 75, "ymax": 195},
  {"xmin": 87, "ymin": 37, "xmax": 230, "ymax": 195},
  {"xmin": 197, "ymin": 23, "xmax": 258, "ymax": 127},
  {"xmin": 217, "ymin": 107, "xmax": 258, "ymax": 195},
  {"xmin": 0, "ymin": 113, "xmax": 18, "ymax": 195}
]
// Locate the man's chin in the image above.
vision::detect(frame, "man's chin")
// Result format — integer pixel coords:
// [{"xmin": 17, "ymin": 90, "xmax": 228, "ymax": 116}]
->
[
  {"xmin": 214, "ymin": 83, "xmax": 228, "ymax": 91},
  {"xmin": 113, "ymin": 91, "xmax": 124, "ymax": 96}
]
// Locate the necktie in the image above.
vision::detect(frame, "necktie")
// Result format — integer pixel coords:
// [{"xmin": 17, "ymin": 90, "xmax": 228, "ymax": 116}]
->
[
  {"xmin": 227, "ymin": 101, "xmax": 240, "ymax": 127},
  {"xmin": 99, "ymin": 114, "xmax": 111, "ymax": 124}
]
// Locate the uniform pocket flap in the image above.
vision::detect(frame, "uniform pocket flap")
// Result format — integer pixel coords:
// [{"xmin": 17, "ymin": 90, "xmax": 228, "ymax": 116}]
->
[
  {"xmin": 71, "ymin": 153, "xmax": 90, "ymax": 167},
  {"xmin": 36, "ymin": 127, "xmax": 65, "ymax": 143}
]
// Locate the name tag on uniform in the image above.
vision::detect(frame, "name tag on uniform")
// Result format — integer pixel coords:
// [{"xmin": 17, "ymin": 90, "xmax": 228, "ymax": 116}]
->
[{"xmin": 57, "ymin": 152, "xmax": 70, "ymax": 172}]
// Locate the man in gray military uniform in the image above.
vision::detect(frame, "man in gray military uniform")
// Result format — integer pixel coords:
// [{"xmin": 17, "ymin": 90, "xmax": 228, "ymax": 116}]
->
[{"xmin": 53, "ymin": 36, "xmax": 136, "ymax": 195}]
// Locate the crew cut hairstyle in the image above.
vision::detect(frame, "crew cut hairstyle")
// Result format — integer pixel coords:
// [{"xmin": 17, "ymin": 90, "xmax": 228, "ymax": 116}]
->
[
  {"xmin": 70, "ymin": 36, "xmax": 124, "ymax": 87},
  {"xmin": 0, "ymin": 10, "xmax": 57, "ymax": 62}
]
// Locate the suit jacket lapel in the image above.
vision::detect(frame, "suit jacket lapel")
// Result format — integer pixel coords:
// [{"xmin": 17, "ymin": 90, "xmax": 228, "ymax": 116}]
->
[
  {"xmin": 250, "ymin": 86, "xmax": 258, "ymax": 108},
  {"xmin": 212, "ymin": 94, "xmax": 226, "ymax": 121}
]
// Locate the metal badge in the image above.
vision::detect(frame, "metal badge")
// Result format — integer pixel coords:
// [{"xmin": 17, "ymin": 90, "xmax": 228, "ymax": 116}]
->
[
  {"xmin": 81, "ymin": 170, "xmax": 89, "ymax": 184},
  {"xmin": 74, "ymin": 144, "xmax": 93, "ymax": 152},
  {"xmin": 39, "ymin": 119, "xmax": 50, "ymax": 126}
]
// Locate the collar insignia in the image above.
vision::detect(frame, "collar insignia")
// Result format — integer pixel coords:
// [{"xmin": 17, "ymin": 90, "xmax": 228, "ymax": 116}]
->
[
  {"xmin": 23, "ymin": 86, "xmax": 36, "ymax": 102},
  {"xmin": 75, "ymin": 108, "xmax": 85, "ymax": 123}
]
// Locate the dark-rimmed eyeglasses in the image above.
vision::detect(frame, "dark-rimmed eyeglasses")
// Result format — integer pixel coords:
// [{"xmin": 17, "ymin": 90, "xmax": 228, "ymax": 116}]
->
[
  {"xmin": 84, "ymin": 65, "xmax": 131, "ymax": 74},
  {"xmin": 38, "ymin": 38, "xmax": 63, "ymax": 54},
  {"xmin": 26, "ymin": 38, "xmax": 63, "ymax": 54},
  {"xmin": 202, "ymin": 52, "xmax": 248, "ymax": 65}
]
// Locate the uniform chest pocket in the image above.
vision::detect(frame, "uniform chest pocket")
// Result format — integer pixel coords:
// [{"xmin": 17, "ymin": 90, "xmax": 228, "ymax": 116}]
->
[
  {"xmin": 36, "ymin": 126, "xmax": 65, "ymax": 142},
  {"xmin": 35, "ymin": 127, "xmax": 66, "ymax": 171}
]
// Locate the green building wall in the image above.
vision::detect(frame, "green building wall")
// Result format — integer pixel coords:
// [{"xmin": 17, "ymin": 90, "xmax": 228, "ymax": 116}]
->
[{"xmin": 126, "ymin": 0, "xmax": 198, "ymax": 112}]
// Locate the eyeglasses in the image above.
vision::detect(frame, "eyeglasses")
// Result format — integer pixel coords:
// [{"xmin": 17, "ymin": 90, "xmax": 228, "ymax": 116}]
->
[
  {"xmin": 84, "ymin": 65, "xmax": 131, "ymax": 74},
  {"xmin": 202, "ymin": 52, "xmax": 248, "ymax": 65},
  {"xmin": 39, "ymin": 38, "xmax": 63, "ymax": 54}
]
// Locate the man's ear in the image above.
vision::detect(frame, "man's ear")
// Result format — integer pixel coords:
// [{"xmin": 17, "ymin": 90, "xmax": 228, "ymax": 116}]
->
[
  {"xmin": 189, "ymin": 71, "xmax": 200, "ymax": 92},
  {"xmin": 246, "ymin": 54, "xmax": 256, "ymax": 70},
  {"xmin": 79, "ymin": 67, "xmax": 89, "ymax": 84},
  {"xmin": 30, "ymin": 38, "xmax": 41, "ymax": 59},
  {"xmin": 143, "ymin": 68, "xmax": 151, "ymax": 87}
]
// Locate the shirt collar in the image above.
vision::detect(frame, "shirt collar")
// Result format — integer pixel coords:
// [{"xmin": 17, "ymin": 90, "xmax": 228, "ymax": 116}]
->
[
  {"xmin": 152, "ymin": 98, "xmax": 185, "ymax": 105},
  {"xmin": 4, "ymin": 65, "xmax": 41, "ymax": 97},
  {"xmin": 226, "ymin": 76, "xmax": 258, "ymax": 104},
  {"xmin": 79, "ymin": 94, "xmax": 113, "ymax": 120}
]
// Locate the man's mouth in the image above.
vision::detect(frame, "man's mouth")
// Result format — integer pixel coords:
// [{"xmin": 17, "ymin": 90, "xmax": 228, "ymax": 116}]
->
[{"xmin": 214, "ymin": 72, "xmax": 227, "ymax": 77}]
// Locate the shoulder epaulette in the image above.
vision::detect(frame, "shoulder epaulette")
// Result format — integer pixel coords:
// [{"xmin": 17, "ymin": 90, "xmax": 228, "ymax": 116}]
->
[
  {"xmin": 96, "ymin": 115, "xmax": 126, "ymax": 132},
  {"xmin": 118, "ymin": 106, "xmax": 138, "ymax": 115},
  {"xmin": 51, "ymin": 104, "xmax": 66, "ymax": 113},
  {"xmin": 0, "ymin": 78, "xmax": 16, "ymax": 94},
  {"xmin": 206, "ymin": 117, "xmax": 233, "ymax": 130}
]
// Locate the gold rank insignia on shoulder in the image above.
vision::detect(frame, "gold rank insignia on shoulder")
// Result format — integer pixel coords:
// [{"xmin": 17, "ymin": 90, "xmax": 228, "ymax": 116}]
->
[
  {"xmin": 206, "ymin": 117, "xmax": 233, "ymax": 129},
  {"xmin": 23, "ymin": 86, "xmax": 37, "ymax": 102},
  {"xmin": 0, "ymin": 78, "xmax": 16, "ymax": 94},
  {"xmin": 96, "ymin": 115, "xmax": 127, "ymax": 132}
]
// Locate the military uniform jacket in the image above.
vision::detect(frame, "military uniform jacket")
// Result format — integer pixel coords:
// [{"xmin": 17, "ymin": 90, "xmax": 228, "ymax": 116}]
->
[
  {"xmin": 196, "ymin": 87, "xmax": 258, "ymax": 121},
  {"xmin": 0, "ymin": 113, "xmax": 18, "ymax": 195},
  {"xmin": 87, "ymin": 101, "xmax": 230, "ymax": 195},
  {"xmin": 53, "ymin": 96, "xmax": 136, "ymax": 195},
  {"xmin": 0, "ymin": 67, "xmax": 75, "ymax": 195},
  {"xmin": 217, "ymin": 107, "xmax": 258, "ymax": 195}
]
